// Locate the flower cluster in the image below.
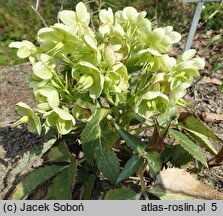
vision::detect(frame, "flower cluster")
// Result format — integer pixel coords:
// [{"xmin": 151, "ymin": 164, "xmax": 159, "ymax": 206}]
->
[{"xmin": 10, "ymin": 2, "xmax": 204, "ymax": 135}]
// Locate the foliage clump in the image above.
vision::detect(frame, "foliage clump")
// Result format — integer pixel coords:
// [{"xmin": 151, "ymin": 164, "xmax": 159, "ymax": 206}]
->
[{"xmin": 9, "ymin": 2, "xmax": 223, "ymax": 200}]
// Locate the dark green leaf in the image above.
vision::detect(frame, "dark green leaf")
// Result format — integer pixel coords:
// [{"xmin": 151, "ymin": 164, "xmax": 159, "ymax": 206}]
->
[
  {"xmin": 12, "ymin": 165, "xmax": 66, "ymax": 200},
  {"xmin": 43, "ymin": 140, "xmax": 76, "ymax": 200},
  {"xmin": 96, "ymin": 149, "xmax": 120, "ymax": 184},
  {"xmin": 185, "ymin": 129, "xmax": 217, "ymax": 155},
  {"xmin": 77, "ymin": 169, "xmax": 96, "ymax": 200},
  {"xmin": 127, "ymin": 65, "xmax": 143, "ymax": 73},
  {"xmin": 43, "ymin": 165, "xmax": 75, "ymax": 200},
  {"xmin": 46, "ymin": 139, "xmax": 72, "ymax": 163},
  {"xmin": 104, "ymin": 187, "xmax": 139, "ymax": 200},
  {"xmin": 144, "ymin": 151, "xmax": 161, "ymax": 179},
  {"xmin": 114, "ymin": 123, "xmax": 146, "ymax": 154},
  {"xmin": 169, "ymin": 129, "xmax": 208, "ymax": 167},
  {"xmin": 161, "ymin": 145, "xmax": 193, "ymax": 168},
  {"xmin": 178, "ymin": 114, "xmax": 223, "ymax": 145},
  {"xmin": 82, "ymin": 109, "xmax": 118, "ymax": 163},
  {"xmin": 117, "ymin": 155, "xmax": 144, "ymax": 183}
]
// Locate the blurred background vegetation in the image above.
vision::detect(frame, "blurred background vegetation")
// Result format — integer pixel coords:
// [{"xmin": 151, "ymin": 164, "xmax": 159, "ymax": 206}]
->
[{"xmin": 0, "ymin": 0, "xmax": 222, "ymax": 66}]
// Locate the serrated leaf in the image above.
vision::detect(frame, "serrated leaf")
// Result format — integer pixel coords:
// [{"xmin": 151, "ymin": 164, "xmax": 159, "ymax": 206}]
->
[
  {"xmin": 96, "ymin": 149, "xmax": 120, "ymax": 184},
  {"xmin": 104, "ymin": 187, "xmax": 139, "ymax": 200},
  {"xmin": 161, "ymin": 145, "xmax": 193, "ymax": 168},
  {"xmin": 144, "ymin": 151, "xmax": 161, "ymax": 179},
  {"xmin": 42, "ymin": 140, "xmax": 76, "ymax": 200},
  {"xmin": 114, "ymin": 123, "xmax": 146, "ymax": 154},
  {"xmin": 82, "ymin": 109, "xmax": 118, "ymax": 163},
  {"xmin": 77, "ymin": 169, "xmax": 96, "ymax": 200},
  {"xmin": 149, "ymin": 186, "xmax": 196, "ymax": 200},
  {"xmin": 46, "ymin": 139, "xmax": 72, "ymax": 163},
  {"xmin": 12, "ymin": 165, "xmax": 66, "ymax": 200},
  {"xmin": 5, "ymin": 139, "xmax": 56, "ymax": 187},
  {"xmin": 43, "ymin": 163, "xmax": 75, "ymax": 200},
  {"xmin": 117, "ymin": 155, "xmax": 144, "ymax": 183},
  {"xmin": 178, "ymin": 114, "xmax": 223, "ymax": 145},
  {"xmin": 184, "ymin": 128, "xmax": 217, "ymax": 155},
  {"xmin": 169, "ymin": 129, "xmax": 208, "ymax": 167}
]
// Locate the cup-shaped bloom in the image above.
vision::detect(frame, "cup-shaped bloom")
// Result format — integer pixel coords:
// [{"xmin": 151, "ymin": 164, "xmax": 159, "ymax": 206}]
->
[
  {"xmin": 99, "ymin": 7, "xmax": 114, "ymax": 34},
  {"xmin": 121, "ymin": 7, "xmax": 138, "ymax": 21},
  {"xmin": 37, "ymin": 24, "xmax": 80, "ymax": 55},
  {"xmin": 72, "ymin": 61, "xmax": 104, "ymax": 99},
  {"xmin": 104, "ymin": 63, "xmax": 129, "ymax": 94},
  {"xmin": 32, "ymin": 54, "xmax": 56, "ymax": 80},
  {"xmin": 11, "ymin": 102, "xmax": 42, "ymax": 135},
  {"xmin": 104, "ymin": 44, "xmax": 124, "ymax": 66},
  {"xmin": 136, "ymin": 91, "xmax": 169, "ymax": 118},
  {"xmin": 145, "ymin": 27, "xmax": 181, "ymax": 53},
  {"xmin": 34, "ymin": 87, "xmax": 59, "ymax": 109},
  {"xmin": 9, "ymin": 40, "xmax": 37, "ymax": 58},
  {"xmin": 58, "ymin": 2, "xmax": 90, "ymax": 36},
  {"xmin": 169, "ymin": 49, "xmax": 205, "ymax": 90},
  {"xmin": 44, "ymin": 107, "xmax": 76, "ymax": 135}
]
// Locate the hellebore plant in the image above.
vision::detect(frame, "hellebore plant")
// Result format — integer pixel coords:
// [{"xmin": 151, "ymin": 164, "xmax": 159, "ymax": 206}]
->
[{"xmin": 8, "ymin": 2, "xmax": 223, "ymax": 200}]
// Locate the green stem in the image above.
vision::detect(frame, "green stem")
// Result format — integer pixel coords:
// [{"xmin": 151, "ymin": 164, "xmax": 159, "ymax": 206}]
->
[
  {"xmin": 139, "ymin": 166, "xmax": 146, "ymax": 192},
  {"xmin": 77, "ymin": 158, "xmax": 86, "ymax": 166}
]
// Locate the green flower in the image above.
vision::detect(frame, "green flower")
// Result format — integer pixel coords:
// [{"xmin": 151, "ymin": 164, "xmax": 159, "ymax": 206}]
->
[
  {"xmin": 37, "ymin": 24, "xmax": 80, "ymax": 55},
  {"xmin": 72, "ymin": 61, "xmax": 104, "ymax": 99},
  {"xmin": 169, "ymin": 49, "xmax": 205, "ymax": 90},
  {"xmin": 32, "ymin": 54, "xmax": 56, "ymax": 80},
  {"xmin": 9, "ymin": 40, "xmax": 37, "ymax": 58},
  {"xmin": 99, "ymin": 7, "xmax": 114, "ymax": 34},
  {"xmin": 142, "ymin": 26, "xmax": 181, "ymax": 53},
  {"xmin": 58, "ymin": 2, "xmax": 91, "ymax": 36},
  {"xmin": 44, "ymin": 107, "xmax": 76, "ymax": 135},
  {"xmin": 136, "ymin": 91, "xmax": 169, "ymax": 118},
  {"xmin": 105, "ymin": 63, "xmax": 129, "ymax": 94},
  {"xmin": 34, "ymin": 87, "xmax": 59, "ymax": 109},
  {"xmin": 11, "ymin": 102, "xmax": 42, "ymax": 135}
]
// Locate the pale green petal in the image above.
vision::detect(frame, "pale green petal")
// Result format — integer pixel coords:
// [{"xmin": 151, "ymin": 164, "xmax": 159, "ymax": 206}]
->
[
  {"xmin": 84, "ymin": 35, "xmax": 97, "ymax": 50},
  {"xmin": 168, "ymin": 31, "xmax": 181, "ymax": 43},
  {"xmin": 17, "ymin": 46, "xmax": 31, "ymax": 58},
  {"xmin": 99, "ymin": 24, "xmax": 111, "ymax": 34},
  {"xmin": 36, "ymin": 88, "xmax": 59, "ymax": 108},
  {"xmin": 137, "ymin": 48, "xmax": 162, "ymax": 56},
  {"xmin": 54, "ymin": 107, "xmax": 76, "ymax": 124},
  {"xmin": 89, "ymin": 73, "xmax": 104, "ymax": 99},
  {"xmin": 15, "ymin": 102, "xmax": 42, "ymax": 135},
  {"xmin": 99, "ymin": 7, "xmax": 114, "ymax": 24},
  {"xmin": 79, "ymin": 61, "xmax": 99, "ymax": 71},
  {"xmin": 76, "ymin": 2, "xmax": 89, "ymax": 24},
  {"xmin": 141, "ymin": 91, "xmax": 169, "ymax": 101},
  {"xmin": 181, "ymin": 49, "xmax": 196, "ymax": 61},
  {"xmin": 9, "ymin": 41, "xmax": 22, "ymax": 49},
  {"xmin": 122, "ymin": 7, "xmax": 138, "ymax": 21},
  {"xmin": 33, "ymin": 61, "xmax": 53, "ymax": 80},
  {"xmin": 192, "ymin": 58, "xmax": 205, "ymax": 70},
  {"xmin": 58, "ymin": 10, "xmax": 76, "ymax": 26},
  {"xmin": 164, "ymin": 26, "xmax": 173, "ymax": 34}
]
